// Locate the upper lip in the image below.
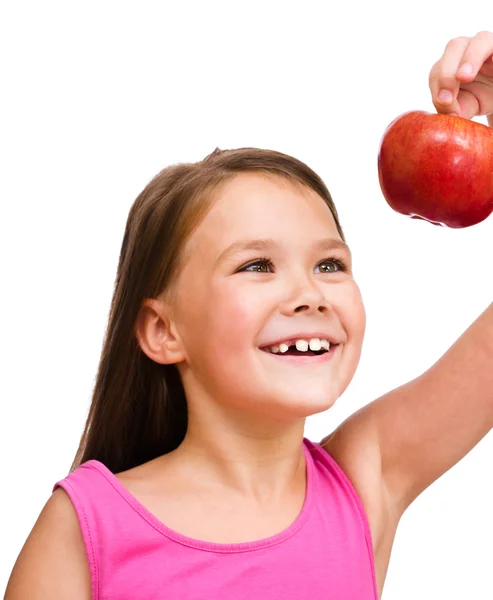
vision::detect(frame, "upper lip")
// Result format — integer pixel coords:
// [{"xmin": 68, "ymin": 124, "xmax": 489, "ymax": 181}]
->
[{"xmin": 259, "ymin": 333, "xmax": 341, "ymax": 349}]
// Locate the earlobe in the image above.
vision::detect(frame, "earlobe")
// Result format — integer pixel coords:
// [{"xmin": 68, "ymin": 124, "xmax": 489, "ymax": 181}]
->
[{"xmin": 135, "ymin": 298, "xmax": 185, "ymax": 365}]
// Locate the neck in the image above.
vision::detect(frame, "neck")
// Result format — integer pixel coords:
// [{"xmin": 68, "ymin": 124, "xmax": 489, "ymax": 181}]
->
[{"xmin": 170, "ymin": 410, "xmax": 307, "ymax": 504}]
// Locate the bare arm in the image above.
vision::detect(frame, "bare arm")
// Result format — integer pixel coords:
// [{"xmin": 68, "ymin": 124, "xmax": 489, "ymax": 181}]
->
[
  {"xmin": 363, "ymin": 301, "xmax": 493, "ymax": 517},
  {"xmin": 378, "ymin": 34, "xmax": 493, "ymax": 515},
  {"xmin": 5, "ymin": 488, "xmax": 91, "ymax": 599}
]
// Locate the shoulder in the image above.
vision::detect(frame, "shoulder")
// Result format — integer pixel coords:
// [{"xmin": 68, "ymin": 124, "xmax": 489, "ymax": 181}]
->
[
  {"xmin": 5, "ymin": 487, "xmax": 91, "ymax": 599},
  {"xmin": 319, "ymin": 412, "xmax": 400, "ymax": 556}
]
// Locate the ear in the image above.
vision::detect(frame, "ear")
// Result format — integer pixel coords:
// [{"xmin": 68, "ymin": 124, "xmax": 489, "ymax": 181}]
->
[{"xmin": 135, "ymin": 298, "xmax": 185, "ymax": 365}]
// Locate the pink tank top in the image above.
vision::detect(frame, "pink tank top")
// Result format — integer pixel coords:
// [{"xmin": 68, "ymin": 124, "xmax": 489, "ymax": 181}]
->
[{"xmin": 53, "ymin": 437, "xmax": 378, "ymax": 599}]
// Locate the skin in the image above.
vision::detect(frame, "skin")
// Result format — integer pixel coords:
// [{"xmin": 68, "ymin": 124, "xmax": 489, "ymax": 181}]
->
[
  {"xmin": 5, "ymin": 30, "xmax": 493, "ymax": 600},
  {"xmin": 430, "ymin": 30, "xmax": 493, "ymax": 123},
  {"xmin": 137, "ymin": 172, "xmax": 366, "ymax": 501}
]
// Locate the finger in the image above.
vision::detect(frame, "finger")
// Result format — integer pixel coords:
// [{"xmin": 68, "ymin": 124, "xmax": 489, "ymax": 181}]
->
[
  {"xmin": 429, "ymin": 62, "xmax": 462, "ymax": 116},
  {"xmin": 455, "ymin": 88, "xmax": 480, "ymax": 120},
  {"xmin": 456, "ymin": 30, "xmax": 493, "ymax": 82},
  {"xmin": 459, "ymin": 76, "xmax": 493, "ymax": 116},
  {"xmin": 429, "ymin": 36, "xmax": 470, "ymax": 115}
]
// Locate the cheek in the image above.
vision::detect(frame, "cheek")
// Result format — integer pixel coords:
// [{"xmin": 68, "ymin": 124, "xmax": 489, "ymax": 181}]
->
[
  {"xmin": 210, "ymin": 283, "xmax": 266, "ymax": 350},
  {"xmin": 337, "ymin": 283, "xmax": 366, "ymax": 340},
  {"xmin": 180, "ymin": 278, "xmax": 266, "ymax": 359}
]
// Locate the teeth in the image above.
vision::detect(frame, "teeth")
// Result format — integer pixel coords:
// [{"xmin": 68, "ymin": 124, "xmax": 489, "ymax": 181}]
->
[
  {"xmin": 265, "ymin": 338, "xmax": 333, "ymax": 353},
  {"xmin": 295, "ymin": 339, "xmax": 309, "ymax": 352}
]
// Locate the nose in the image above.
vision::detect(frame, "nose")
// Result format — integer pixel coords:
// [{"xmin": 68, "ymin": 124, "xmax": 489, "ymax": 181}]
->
[{"xmin": 279, "ymin": 273, "xmax": 330, "ymax": 315}]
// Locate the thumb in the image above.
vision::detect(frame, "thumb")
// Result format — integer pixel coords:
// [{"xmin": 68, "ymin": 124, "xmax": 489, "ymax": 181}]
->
[{"xmin": 455, "ymin": 88, "xmax": 480, "ymax": 119}]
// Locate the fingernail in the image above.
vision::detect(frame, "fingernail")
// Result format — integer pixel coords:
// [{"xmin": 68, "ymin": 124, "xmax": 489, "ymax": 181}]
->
[
  {"xmin": 459, "ymin": 62, "xmax": 473, "ymax": 75},
  {"xmin": 438, "ymin": 89, "xmax": 453, "ymax": 104}
]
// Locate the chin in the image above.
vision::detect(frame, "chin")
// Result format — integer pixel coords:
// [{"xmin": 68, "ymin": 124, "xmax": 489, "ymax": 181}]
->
[
  {"xmin": 265, "ymin": 384, "xmax": 341, "ymax": 419},
  {"xmin": 296, "ymin": 392, "xmax": 339, "ymax": 416}
]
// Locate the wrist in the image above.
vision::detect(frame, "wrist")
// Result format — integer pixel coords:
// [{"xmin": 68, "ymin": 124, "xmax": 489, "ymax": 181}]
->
[{"xmin": 488, "ymin": 114, "xmax": 493, "ymax": 129}]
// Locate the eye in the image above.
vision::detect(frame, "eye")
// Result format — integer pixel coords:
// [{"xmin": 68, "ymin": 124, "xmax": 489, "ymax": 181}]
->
[
  {"xmin": 316, "ymin": 258, "xmax": 348, "ymax": 273},
  {"xmin": 239, "ymin": 256, "xmax": 348, "ymax": 274},
  {"xmin": 241, "ymin": 258, "xmax": 274, "ymax": 273}
]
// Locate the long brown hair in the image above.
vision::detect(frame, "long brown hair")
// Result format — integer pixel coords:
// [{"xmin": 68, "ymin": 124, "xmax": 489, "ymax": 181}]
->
[{"xmin": 71, "ymin": 147, "xmax": 345, "ymax": 474}]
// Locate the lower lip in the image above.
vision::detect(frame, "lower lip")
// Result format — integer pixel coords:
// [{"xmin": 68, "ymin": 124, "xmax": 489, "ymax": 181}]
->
[{"xmin": 260, "ymin": 344, "xmax": 339, "ymax": 366}]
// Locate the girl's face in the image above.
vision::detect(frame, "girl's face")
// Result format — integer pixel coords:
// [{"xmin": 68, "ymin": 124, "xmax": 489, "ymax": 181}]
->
[{"xmin": 171, "ymin": 173, "xmax": 366, "ymax": 424}]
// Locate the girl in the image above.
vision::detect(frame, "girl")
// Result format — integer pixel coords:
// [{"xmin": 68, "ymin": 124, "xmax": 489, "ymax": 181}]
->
[{"xmin": 6, "ymin": 31, "xmax": 493, "ymax": 599}]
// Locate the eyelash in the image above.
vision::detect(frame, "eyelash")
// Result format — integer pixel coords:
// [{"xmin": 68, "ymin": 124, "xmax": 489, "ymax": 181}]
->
[{"xmin": 240, "ymin": 256, "xmax": 348, "ymax": 274}]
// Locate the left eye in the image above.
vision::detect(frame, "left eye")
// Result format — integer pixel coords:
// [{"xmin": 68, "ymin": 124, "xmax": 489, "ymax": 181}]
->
[{"xmin": 317, "ymin": 259, "xmax": 347, "ymax": 273}]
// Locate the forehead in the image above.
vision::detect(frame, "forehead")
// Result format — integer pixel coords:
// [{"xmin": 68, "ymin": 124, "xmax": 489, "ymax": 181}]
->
[{"xmin": 197, "ymin": 172, "xmax": 340, "ymax": 240}]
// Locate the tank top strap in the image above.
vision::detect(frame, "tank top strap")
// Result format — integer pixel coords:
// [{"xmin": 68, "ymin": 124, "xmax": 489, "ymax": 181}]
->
[{"xmin": 53, "ymin": 459, "xmax": 145, "ymax": 600}]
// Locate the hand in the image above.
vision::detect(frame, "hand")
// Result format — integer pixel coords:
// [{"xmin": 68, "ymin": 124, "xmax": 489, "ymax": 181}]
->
[{"xmin": 429, "ymin": 31, "xmax": 493, "ymax": 120}]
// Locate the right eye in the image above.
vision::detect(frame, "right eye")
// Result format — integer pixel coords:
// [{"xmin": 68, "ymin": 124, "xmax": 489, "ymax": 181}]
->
[{"xmin": 240, "ymin": 258, "xmax": 274, "ymax": 273}]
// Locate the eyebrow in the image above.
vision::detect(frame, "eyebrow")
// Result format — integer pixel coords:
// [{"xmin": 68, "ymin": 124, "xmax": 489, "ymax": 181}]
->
[{"xmin": 215, "ymin": 237, "xmax": 352, "ymax": 266}]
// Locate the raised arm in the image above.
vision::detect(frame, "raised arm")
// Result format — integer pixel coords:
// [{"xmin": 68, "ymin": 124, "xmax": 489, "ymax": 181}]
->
[
  {"xmin": 375, "ymin": 32, "xmax": 493, "ymax": 513},
  {"xmin": 370, "ymin": 301, "xmax": 493, "ymax": 515},
  {"xmin": 322, "ymin": 32, "xmax": 493, "ymax": 526}
]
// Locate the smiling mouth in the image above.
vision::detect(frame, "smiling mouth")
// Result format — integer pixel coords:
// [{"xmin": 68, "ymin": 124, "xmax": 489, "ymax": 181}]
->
[
  {"xmin": 259, "ymin": 343, "xmax": 339, "ymax": 362},
  {"xmin": 261, "ymin": 346, "xmax": 328, "ymax": 356}
]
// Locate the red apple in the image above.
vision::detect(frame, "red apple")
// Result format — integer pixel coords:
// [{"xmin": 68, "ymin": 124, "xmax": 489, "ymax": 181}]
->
[{"xmin": 377, "ymin": 110, "xmax": 493, "ymax": 228}]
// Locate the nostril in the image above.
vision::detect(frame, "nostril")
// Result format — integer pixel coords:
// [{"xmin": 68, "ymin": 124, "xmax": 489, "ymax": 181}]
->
[{"xmin": 294, "ymin": 305, "xmax": 310, "ymax": 313}]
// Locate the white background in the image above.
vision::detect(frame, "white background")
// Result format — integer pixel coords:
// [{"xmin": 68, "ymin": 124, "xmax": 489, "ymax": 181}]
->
[{"xmin": 2, "ymin": 1, "xmax": 493, "ymax": 597}]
